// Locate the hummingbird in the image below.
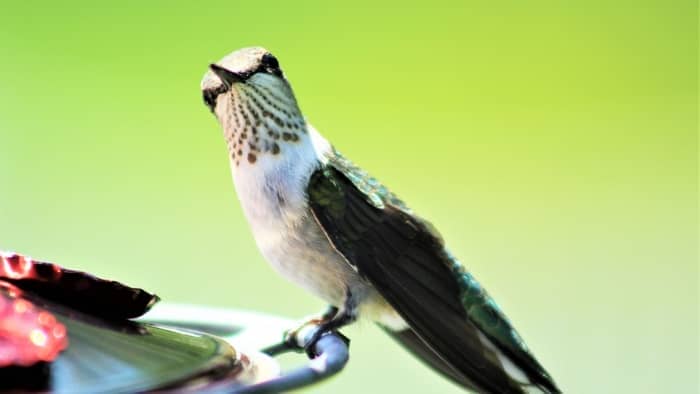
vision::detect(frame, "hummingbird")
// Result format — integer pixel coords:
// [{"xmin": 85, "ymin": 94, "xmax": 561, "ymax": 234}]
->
[{"xmin": 201, "ymin": 47, "xmax": 560, "ymax": 394}]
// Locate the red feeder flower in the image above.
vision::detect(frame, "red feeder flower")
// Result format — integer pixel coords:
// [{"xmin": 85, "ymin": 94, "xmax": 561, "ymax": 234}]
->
[{"xmin": 0, "ymin": 283, "xmax": 68, "ymax": 367}]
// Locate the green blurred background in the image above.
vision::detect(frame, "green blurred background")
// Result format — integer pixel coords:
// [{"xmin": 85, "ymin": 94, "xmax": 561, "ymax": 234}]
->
[{"xmin": 0, "ymin": 1, "xmax": 696, "ymax": 392}]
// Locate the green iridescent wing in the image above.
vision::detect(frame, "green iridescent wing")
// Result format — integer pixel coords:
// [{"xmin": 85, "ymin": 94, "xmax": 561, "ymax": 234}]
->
[{"xmin": 308, "ymin": 149, "xmax": 559, "ymax": 393}]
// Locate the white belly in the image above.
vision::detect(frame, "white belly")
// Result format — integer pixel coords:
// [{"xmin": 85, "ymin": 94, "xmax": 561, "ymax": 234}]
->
[
  {"xmin": 255, "ymin": 210, "xmax": 366, "ymax": 306},
  {"xmin": 250, "ymin": 204, "xmax": 407, "ymax": 331},
  {"xmin": 228, "ymin": 129, "xmax": 406, "ymax": 330},
  {"xmin": 232, "ymin": 155, "xmax": 367, "ymax": 306}
]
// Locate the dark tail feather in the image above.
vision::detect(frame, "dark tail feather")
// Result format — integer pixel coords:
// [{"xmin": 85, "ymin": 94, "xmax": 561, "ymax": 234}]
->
[
  {"xmin": 384, "ymin": 327, "xmax": 563, "ymax": 394},
  {"xmin": 383, "ymin": 327, "xmax": 482, "ymax": 392}
]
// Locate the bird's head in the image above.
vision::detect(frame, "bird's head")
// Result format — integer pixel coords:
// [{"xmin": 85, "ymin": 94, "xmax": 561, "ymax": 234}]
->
[{"xmin": 201, "ymin": 47, "xmax": 308, "ymax": 167}]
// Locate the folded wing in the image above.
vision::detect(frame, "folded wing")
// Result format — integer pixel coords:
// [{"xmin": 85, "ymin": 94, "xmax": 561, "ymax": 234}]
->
[{"xmin": 307, "ymin": 151, "xmax": 560, "ymax": 394}]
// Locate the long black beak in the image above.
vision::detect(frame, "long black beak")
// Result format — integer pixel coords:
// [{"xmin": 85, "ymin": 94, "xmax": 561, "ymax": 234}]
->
[{"xmin": 209, "ymin": 64, "xmax": 244, "ymax": 89}]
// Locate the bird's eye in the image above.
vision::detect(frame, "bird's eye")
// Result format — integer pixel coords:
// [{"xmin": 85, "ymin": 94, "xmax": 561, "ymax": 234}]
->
[
  {"xmin": 203, "ymin": 89, "xmax": 218, "ymax": 112},
  {"xmin": 261, "ymin": 53, "xmax": 279, "ymax": 69}
]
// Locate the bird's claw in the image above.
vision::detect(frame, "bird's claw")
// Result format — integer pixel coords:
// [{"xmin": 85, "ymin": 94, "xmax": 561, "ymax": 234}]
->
[
  {"xmin": 283, "ymin": 320, "xmax": 325, "ymax": 355},
  {"xmin": 284, "ymin": 320, "xmax": 350, "ymax": 358},
  {"xmin": 284, "ymin": 319, "xmax": 323, "ymax": 350},
  {"xmin": 284, "ymin": 306, "xmax": 351, "ymax": 357},
  {"xmin": 284, "ymin": 306, "xmax": 339, "ymax": 349}
]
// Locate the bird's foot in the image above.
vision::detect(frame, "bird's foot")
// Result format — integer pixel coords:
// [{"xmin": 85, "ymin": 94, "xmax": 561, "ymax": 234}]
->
[
  {"xmin": 283, "ymin": 305, "xmax": 337, "ymax": 349},
  {"xmin": 284, "ymin": 305, "xmax": 354, "ymax": 357}
]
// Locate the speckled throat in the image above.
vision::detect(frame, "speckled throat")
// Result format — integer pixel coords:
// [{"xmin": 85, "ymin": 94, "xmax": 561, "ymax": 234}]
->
[{"xmin": 224, "ymin": 81, "xmax": 307, "ymax": 167}]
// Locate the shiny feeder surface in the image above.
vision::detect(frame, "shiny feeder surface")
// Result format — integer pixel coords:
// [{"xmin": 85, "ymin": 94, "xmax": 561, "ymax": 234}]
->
[
  {"xmin": 1, "ymin": 250, "xmax": 349, "ymax": 393},
  {"xmin": 3, "ymin": 293, "xmax": 276, "ymax": 393}
]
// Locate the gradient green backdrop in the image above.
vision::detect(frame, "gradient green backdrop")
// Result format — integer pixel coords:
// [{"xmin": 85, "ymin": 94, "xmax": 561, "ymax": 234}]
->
[{"xmin": 0, "ymin": 1, "xmax": 697, "ymax": 393}]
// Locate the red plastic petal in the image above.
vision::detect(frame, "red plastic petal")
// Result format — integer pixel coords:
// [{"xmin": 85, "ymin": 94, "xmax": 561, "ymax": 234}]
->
[
  {"xmin": 0, "ymin": 283, "xmax": 69, "ymax": 367},
  {"xmin": 1, "ymin": 251, "xmax": 159, "ymax": 320}
]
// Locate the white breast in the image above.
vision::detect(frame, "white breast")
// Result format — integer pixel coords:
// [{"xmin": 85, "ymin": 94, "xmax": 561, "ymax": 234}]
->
[
  {"xmin": 229, "ymin": 126, "xmax": 407, "ymax": 330},
  {"xmin": 230, "ymin": 126, "xmax": 356, "ymax": 304}
]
